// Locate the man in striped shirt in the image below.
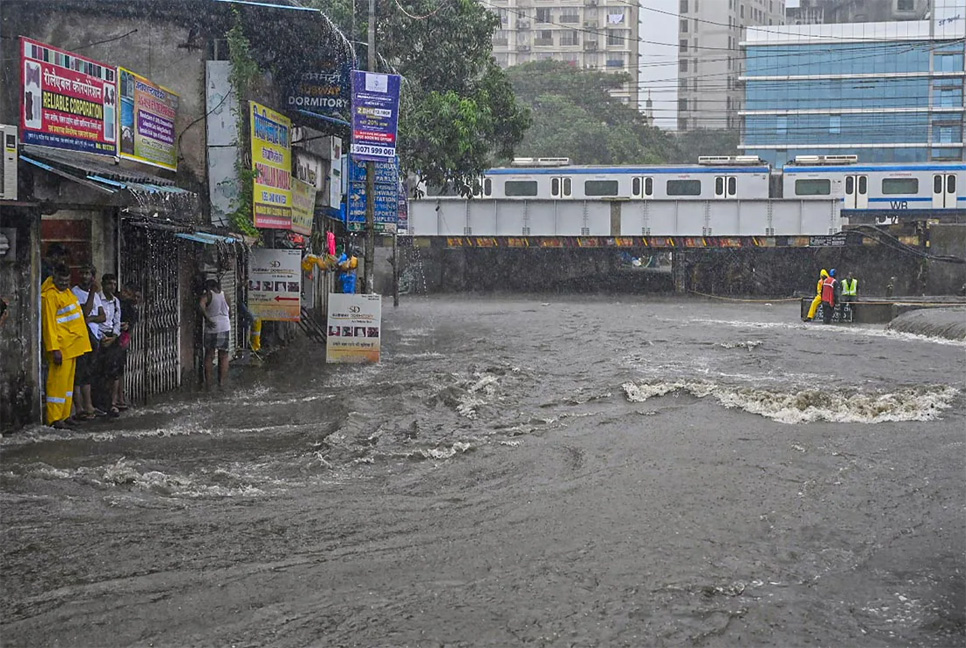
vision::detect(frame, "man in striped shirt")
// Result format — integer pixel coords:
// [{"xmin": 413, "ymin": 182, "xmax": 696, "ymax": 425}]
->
[{"xmin": 41, "ymin": 264, "xmax": 92, "ymax": 428}]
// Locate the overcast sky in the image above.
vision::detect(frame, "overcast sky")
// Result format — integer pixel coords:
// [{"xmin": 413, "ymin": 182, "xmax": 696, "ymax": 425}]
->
[{"xmin": 638, "ymin": 0, "xmax": 680, "ymax": 130}]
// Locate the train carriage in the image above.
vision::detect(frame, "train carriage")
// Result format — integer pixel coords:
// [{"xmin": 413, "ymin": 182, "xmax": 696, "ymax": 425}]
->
[{"xmin": 781, "ymin": 155, "xmax": 965, "ymax": 210}]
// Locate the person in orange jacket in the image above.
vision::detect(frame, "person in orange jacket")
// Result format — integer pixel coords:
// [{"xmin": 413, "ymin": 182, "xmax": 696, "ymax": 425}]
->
[
  {"xmin": 821, "ymin": 268, "xmax": 841, "ymax": 324},
  {"xmin": 804, "ymin": 268, "xmax": 828, "ymax": 322},
  {"xmin": 41, "ymin": 263, "xmax": 92, "ymax": 428}
]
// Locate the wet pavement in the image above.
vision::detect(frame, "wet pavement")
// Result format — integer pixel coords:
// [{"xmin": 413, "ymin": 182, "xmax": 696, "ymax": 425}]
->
[{"xmin": 2, "ymin": 296, "xmax": 964, "ymax": 647}]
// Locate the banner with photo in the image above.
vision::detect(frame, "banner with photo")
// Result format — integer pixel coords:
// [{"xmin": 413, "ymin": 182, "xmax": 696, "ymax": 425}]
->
[
  {"xmin": 118, "ymin": 67, "xmax": 179, "ymax": 170},
  {"xmin": 20, "ymin": 37, "xmax": 117, "ymax": 155},
  {"xmin": 250, "ymin": 101, "xmax": 293, "ymax": 229},
  {"xmin": 249, "ymin": 248, "xmax": 301, "ymax": 321},
  {"xmin": 326, "ymin": 294, "xmax": 382, "ymax": 363}
]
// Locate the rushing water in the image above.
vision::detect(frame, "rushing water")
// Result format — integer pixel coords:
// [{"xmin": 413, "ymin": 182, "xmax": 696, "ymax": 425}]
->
[{"xmin": 2, "ymin": 296, "xmax": 964, "ymax": 647}]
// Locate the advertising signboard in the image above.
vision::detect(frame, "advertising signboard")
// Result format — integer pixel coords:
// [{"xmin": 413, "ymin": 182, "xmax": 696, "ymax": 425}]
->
[
  {"xmin": 326, "ymin": 293, "xmax": 382, "ymax": 363},
  {"xmin": 350, "ymin": 71, "xmax": 401, "ymax": 161},
  {"xmin": 20, "ymin": 37, "xmax": 117, "ymax": 155},
  {"xmin": 250, "ymin": 101, "xmax": 293, "ymax": 229},
  {"xmin": 118, "ymin": 67, "xmax": 179, "ymax": 170},
  {"xmin": 249, "ymin": 248, "xmax": 301, "ymax": 321},
  {"xmin": 347, "ymin": 155, "xmax": 399, "ymax": 232},
  {"xmin": 287, "ymin": 64, "xmax": 350, "ymax": 116},
  {"xmin": 291, "ymin": 178, "xmax": 317, "ymax": 236}
]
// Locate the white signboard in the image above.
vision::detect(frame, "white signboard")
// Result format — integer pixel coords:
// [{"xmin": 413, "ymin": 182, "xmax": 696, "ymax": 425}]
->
[
  {"xmin": 326, "ymin": 293, "xmax": 381, "ymax": 363},
  {"xmin": 249, "ymin": 248, "xmax": 301, "ymax": 321}
]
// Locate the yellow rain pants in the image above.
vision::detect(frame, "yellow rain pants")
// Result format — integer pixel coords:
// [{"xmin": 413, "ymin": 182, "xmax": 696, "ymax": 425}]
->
[
  {"xmin": 250, "ymin": 319, "xmax": 262, "ymax": 352},
  {"xmin": 46, "ymin": 355, "xmax": 77, "ymax": 425},
  {"xmin": 806, "ymin": 270, "xmax": 829, "ymax": 320}
]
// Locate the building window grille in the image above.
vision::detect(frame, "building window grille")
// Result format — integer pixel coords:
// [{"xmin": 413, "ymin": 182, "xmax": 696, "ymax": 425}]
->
[
  {"xmin": 680, "ymin": 18, "xmax": 688, "ymax": 32},
  {"xmin": 680, "ymin": 0, "xmax": 688, "ymax": 13},
  {"xmin": 679, "ymin": 39, "xmax": 688, "ymax": 52}
]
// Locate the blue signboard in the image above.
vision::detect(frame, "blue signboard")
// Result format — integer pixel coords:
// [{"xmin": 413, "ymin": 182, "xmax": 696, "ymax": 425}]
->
[
  {"xmin": 347, "ymin": 156, "xmax": 399, "ymax": 184},
  {"xmin": 350, "ymin": 71, "xmax": 401, "ymax": 161},
  {"xmin": 348, "ymin": 182, "xmax": 399, "ymax": 231}
]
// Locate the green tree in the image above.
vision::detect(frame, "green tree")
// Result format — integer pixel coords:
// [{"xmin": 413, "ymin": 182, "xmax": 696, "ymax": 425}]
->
[
  {"xmin": 507, "ymin": 61, "xmax": 674, "ymax": 165},
  {"xmin": 306, "ymin": 0, "xmax": 530, "ymax": 194},
  {"xmin": 668, "ymin": 129, "xmax": 741, "ymax": 163}
]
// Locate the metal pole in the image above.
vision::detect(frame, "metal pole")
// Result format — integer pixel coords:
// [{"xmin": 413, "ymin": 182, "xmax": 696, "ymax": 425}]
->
[
  {"xmin": 392, "ymin": 232, "xmax": 399, "ymax": 306},
  {"xmin": 364, "ymin": 0, "xmax": 377, "ymax": 293}
]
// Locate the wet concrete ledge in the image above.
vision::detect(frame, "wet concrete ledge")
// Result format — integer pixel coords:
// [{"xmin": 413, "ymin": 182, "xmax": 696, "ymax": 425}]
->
[
  {"xmin": 887, "ymin": 307, "xmax": 966, "ymax": 341},
  {"xmin": 800, "ymin": 297, "xmax": 966, "ymax": 326}
]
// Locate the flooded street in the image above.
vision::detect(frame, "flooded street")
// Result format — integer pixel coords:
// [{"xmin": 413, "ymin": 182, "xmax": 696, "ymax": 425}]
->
[{"xmin": 2, "ymin": 296, "xmax": 964, "ymax": 647}]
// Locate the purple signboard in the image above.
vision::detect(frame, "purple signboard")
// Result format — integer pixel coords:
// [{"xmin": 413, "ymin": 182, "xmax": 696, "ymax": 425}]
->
[{"xmin": 350, "ymin": 71, "xmax": 401, "ymax": 162}]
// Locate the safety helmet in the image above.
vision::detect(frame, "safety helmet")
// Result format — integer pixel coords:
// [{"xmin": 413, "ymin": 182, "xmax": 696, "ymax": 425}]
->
[{"xmin": 829, "ymin": 268, "xmax": 837, "ymax": 277}]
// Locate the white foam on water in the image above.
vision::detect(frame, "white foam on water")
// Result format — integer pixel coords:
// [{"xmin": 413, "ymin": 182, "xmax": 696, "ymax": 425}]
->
[
  {"xmin": 690, "ymin": 318, "xmax": 966, "ymax": 347},
  {"xmin": 622, "ymin": 379, "xmax": 960, "ymax": 425},
  {"xmin": 411, "ymin": 441, "xmax": 473, "ymax": 460},
  {"xmin": 11, "ymin": 458, "xmax": 268, "ymax": 498},
  {"xmin": 718, "ymin": 340, "xmax": 763, "ymax": 350}
]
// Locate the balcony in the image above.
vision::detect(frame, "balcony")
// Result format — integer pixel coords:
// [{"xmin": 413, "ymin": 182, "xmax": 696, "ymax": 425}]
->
[
  {"xmin": 517, "ymin": 44, "xmax": 531, "ymax": 51},
  {"xmin": 493, "ymin": 37, "xmax": 509, "ymax": 46},
  {"xmin": 583, "ymin": 20, "xmax": 598, "ymax": 28},
  {"xmin": 584, "ymin": 0, "xmax": 598, "ymax": 5},
  {"xmin": 534, "ymin": 37, "xmax": 553, "ymax": 46},
  {"xmin": 517, "ymin": 19, "xmax": 531, "ymax": 28},
  {"xmin": 583, "ymin": 40, "xmax": 598, "ymax": 50}
]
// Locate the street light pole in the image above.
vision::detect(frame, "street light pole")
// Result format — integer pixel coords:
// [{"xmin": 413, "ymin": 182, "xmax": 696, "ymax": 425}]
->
[{"xmin": 363, "ymin": 0, "xmax": 377, "ymax": 293}]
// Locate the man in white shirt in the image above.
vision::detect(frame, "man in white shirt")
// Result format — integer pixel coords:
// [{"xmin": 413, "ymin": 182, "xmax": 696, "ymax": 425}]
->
[
  {"xmin": 71, "ymin": 265, "xmax": 105, "ymax": 419},
  {"xmin": 95, "ymin": 273, "xmax": 123, "ymax": 416}
]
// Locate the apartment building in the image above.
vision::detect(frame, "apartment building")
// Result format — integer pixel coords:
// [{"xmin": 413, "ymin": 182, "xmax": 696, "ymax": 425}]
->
[
  {"xmin": 489, "ymin": 0, "xmax": 640, "ymax": 105},
  {"xmin": 677, "ymin": 0, "xmax": 786, "ymax": 131}
]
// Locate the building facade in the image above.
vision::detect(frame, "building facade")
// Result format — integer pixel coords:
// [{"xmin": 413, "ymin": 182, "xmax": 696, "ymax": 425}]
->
[
  {"xmin": 740, "ymin": 6, "xmax": 966, "ymax": 166},
  {"xmin": 677, "ymin": 0, "xmax": 787, "ymax": 131},
  {"xmin": 787, "ymin": 0, "xmax": 930, "ymax": 25},
  {"xmin": 489, "ymin": 0, "xmax": 640, "ymax": 105}
]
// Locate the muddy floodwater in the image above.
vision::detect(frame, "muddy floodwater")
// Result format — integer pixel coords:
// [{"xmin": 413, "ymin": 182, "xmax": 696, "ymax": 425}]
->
[{"xmin": 2, "ymin": 296, "xmax": 964, "ymax": 647}]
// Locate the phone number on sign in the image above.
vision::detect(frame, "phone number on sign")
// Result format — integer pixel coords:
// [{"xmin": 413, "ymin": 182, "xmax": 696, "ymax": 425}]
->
[{"xmin": 350, "ymin": 144, "xmax": 395, "ymax": 157}]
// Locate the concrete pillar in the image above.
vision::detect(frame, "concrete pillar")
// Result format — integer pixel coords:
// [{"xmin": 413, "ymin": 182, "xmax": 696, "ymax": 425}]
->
[{"xmin": 671, "ymin": 250, "xmax": 688, "ymax": 294}]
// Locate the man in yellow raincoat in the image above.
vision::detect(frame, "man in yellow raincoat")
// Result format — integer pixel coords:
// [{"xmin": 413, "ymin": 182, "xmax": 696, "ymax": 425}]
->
[
  {"xmin": 804, "ymin": 269, "xmax": 828, "ymax": 322},
  {"xmin": 41, "ymin": 263, "xmax": 92, "ymax": 428}
]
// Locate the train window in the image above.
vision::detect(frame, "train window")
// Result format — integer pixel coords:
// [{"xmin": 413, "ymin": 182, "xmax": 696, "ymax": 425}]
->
[
  {"xmin": 858, "ymin": 176, "xmax": 867, "ymax": 194},
  {"xmin": 727, "ymin": 177, "xmax": 737, "ymax": 196},
  {"xmin": 881, "ymin": 178, "xmax": 918, "ymax": 195},
  {"xmin": 484, "ymin": 178, "xmax": 492, "ymax": 197},
  {"xmin": 552, "ymin": 178, "xmax": 560, "ymax": 196},
  {"xmin": 584, "ymin": 180, "xmax": 619, "ymax": 196},
  {"xmin": 795, "ymin": 179, "xmax": 831, "ymax": 196},
  {"xmin": 645, "ymin": 177, "xmax": 653, "ymax": 196},
  {"xmin": 666, "ymin": 179, "xmax": 702, "ymax": 196},
  {"xmin": 633, "ymin": 178, "xmax": 641, "ymax": 196},
  {"xmin": 504, "ymin": 180, "xmax": 539, "ymax": 197},
  {"xmin": 845, "ymin": 176, "xmax": 854, "ymax": 194},
  {"xmin": 934, "ymin": 175, "xmax": 944, "ymax": 194},
  {"xmin": 715, "ymin": 177, "xmax": 724, "ymax": 196},
  {"xmin": 949, "ymin": 175, "xmax": 956, "ymax": 193},
  {"xmin": 632, "ymin": 177, "xmax": 653, "ymax": 198},
  {"xmin": 563, "ymin": 178, "xmax": 572, "ymax": 197}
]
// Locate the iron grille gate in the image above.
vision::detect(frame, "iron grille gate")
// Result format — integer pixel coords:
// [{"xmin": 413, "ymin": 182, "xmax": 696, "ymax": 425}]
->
[{"xmin": 120, "ymin": 224, "xmax": 182, "ymax": 404}]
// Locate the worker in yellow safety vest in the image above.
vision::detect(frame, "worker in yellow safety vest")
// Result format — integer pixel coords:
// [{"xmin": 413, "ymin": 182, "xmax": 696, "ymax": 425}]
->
[
  {"xmin": 840, "ymin": 273, "xmax": 858, "ymax": 302},
  {"xmin": 41, "ymin": 263, "xmax": 92, "ymax": 428},
  {"xmin": 804, "ymin": 269, "xmax": 828, "ymax": 322}
]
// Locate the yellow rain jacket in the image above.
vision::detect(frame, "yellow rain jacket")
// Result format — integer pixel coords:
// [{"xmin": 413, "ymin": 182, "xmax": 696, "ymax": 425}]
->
[{"xmin": 41, "ymin": 276, "xmax": 92, "ymax": 359}]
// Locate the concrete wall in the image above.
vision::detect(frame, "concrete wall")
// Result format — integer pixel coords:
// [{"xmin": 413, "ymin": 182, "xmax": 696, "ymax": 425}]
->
[{"xmin": 928, "ymin": 224, "xmax": 966, "ymax": 295}]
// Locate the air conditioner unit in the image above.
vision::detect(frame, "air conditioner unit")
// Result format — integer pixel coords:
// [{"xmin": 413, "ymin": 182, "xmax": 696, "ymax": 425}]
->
[
  {"xmin": 792, "ymin": 154, "xmax": 858, "ymax": 165},
  {"xmin": 1, "ymin": 125, "xmax": 17, "ymax": 201},
  {"xmin": 697, "ymin": 155, "xmax": 763, "ymax": 166}
]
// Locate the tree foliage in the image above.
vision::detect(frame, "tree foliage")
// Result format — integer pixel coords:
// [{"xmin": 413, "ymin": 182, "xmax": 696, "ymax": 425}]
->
[
  {"xmin": 667, "ymin": 129, "xmax": 741, "ymax": 164},
  {"xmin": 305, "ymin": 0, "xmax": 530, "ymax": 194},
  {"xmin": 507, "ymin": 61, "xmax": 674, "ymax": 165}
]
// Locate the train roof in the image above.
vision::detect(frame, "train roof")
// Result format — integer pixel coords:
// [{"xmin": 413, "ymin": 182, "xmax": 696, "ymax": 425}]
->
[
  {"xmin": 486, "ymin": 165, "xmax": 771, "ymax": 175},
  {"xmin": 783, "ymin": 163, "xmax": 966, "ymax": 173}
]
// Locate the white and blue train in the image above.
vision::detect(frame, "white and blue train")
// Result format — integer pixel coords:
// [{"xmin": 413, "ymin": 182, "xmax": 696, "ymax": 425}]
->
[{"xmin": 422, "ymin": 155, "xmax": 965, "ymax": 211}]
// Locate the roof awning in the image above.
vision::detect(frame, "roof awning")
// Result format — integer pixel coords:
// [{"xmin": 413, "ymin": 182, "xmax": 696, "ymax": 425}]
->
[
  {"xmin": 174, "ymin": 231, "xmax": 241, "ymax": 245},
  {"xmin": 20, "ymin": 145, "xmax": 200, "ymax": 223}
]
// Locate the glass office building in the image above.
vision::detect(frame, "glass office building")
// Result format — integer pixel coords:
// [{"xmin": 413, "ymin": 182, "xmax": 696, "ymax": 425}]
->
[{"xmin": 740, "ymin": 9, "xmax": 965, "ymax": 167}]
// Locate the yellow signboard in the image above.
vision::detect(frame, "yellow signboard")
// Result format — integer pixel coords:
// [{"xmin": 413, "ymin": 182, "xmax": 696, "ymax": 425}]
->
[
  {"xmin": 291, "ymin": 177, "xmax": 316, "ymax": 235},
  {"xmin": 250, "ymin": 101, "xmax": 292, "ymax": 229}
]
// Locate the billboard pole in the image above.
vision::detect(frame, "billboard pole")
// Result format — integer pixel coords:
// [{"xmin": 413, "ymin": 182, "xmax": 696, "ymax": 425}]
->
[{"xmin": 364, "ymin": 0, "xmax": 377, "ymax": 293}]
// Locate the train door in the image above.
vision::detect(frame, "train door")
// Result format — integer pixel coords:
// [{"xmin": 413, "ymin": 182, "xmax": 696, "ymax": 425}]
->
[
  {"xmin": 713, "ymin": 176, "xmax": 737, "ymax": 199},
  {"xmin": 932, "ymin": 173, "xmax": 957, "ymax": 208},
  {"xmin": 632, "ymin": 176, "xmax": 653, "ymax": 199},
  {"xmin": 551, "ymin": 176, "xmax": 572, "ymax": 199},
  {"xmin": 844, "ymin": 174, "xmax": 868, "ymax": 209}
]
